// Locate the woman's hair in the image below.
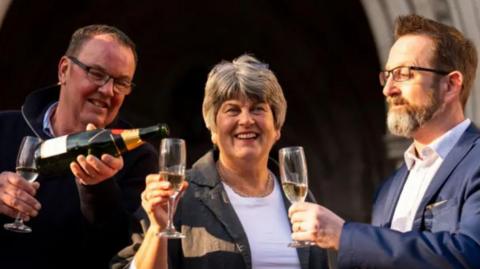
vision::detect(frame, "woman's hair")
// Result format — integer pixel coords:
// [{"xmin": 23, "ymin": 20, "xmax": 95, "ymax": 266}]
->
[{"xmin": 202, "ymin": 54, "xmax": 287, "ymax": 131}]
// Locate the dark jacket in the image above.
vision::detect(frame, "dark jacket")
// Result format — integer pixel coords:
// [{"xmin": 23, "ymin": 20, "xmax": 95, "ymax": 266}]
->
[
  {"xmin": 111, "ymin": 150, "xmax": 328, "ymax": 269},
  {"xmin": 338, "ymin": 123, "xmax": 480, "ymax": 268},
  {"xmin": 0, "ymin": 86, "xmax": 159, "ymax": 269}
]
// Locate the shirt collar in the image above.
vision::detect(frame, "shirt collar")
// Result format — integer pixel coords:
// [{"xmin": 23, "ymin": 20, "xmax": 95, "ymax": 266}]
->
[
  {"xmin": 42, "ymin": 102, "xmax": 58, "ymax": 138},
  {"xmin": 404, "ymin": 119, "xmax": 471, "ymax": 170}
]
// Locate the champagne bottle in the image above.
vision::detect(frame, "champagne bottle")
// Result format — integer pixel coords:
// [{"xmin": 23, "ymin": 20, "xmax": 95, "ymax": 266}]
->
[{"xmin": 35, "ymin": 124, "xmax": 169, "ymax": 176}]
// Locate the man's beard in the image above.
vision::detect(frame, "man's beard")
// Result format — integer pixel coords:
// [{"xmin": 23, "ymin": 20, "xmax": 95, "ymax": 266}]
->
[{"xmin": 386, "ymin": 89, "xmax": 441, "ymax": 138}]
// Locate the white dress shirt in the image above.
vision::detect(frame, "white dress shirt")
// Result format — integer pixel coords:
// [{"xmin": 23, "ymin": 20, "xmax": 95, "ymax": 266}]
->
[{"xmin": 390, "ymin": 119, "xmax": 471, "ymax": 232}]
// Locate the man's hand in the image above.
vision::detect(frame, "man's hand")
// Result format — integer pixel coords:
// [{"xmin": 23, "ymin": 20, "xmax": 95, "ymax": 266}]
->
[
  {"xmin": 70, "ymin": 123, "xmax": 124, "ymax": 185},
  {"xmin": 0, "ymin": 171, "xmax": 41, "ymax": 220},
  {"xmin": 141, "ymin": 173, "xmax": 188, "ymax": 230},
  {"xmin": 289, "ymin": 202, "xmax": 345, "ymax": 250}
]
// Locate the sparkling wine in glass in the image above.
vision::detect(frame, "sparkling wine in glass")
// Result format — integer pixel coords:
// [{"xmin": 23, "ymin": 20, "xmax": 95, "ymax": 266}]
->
[
  {"xmin": 279, "ymin": 146, "xmax": 316, "ymax": 248},
  {"xmin": 4, "ymin": 136, "xmax": 42, "ymax": 233},
  {"xmin": 157, "ymin": 138, "xmax": 186, "ymax": 239}
]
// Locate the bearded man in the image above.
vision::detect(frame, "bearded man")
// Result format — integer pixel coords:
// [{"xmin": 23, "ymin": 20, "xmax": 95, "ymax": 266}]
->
[{"xmin": 287, "ymin": 14, "xmax": 480, "ymax": 268}]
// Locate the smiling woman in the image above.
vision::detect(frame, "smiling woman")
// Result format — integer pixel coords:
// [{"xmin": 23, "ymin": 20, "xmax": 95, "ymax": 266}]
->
[
  {"xmin": 203, "ymin": 55, "xmax": 285, "ymax": 178},
  {"xmin": 214, "ymin": 98, "xmax": 279, "ymax": 171},
  {"xmin": 204, "ymin": 55, "xmax": 283, "ymax": 197},
  {"xmin": 112, "ymin": 54, "xmax": 328, "ymax": 269}
]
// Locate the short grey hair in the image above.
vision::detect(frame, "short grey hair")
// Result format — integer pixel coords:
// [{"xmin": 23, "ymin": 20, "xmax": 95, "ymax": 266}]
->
[{"xmin": 202, "ymin": 54, "xmax": 287, "ymax": 131}]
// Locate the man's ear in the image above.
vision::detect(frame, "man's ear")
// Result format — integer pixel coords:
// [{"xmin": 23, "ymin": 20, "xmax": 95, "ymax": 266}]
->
[
  {"xmin": 58, "ymin": 56, "xmax": 69, "ymax": 85},
  {"xmin": 443, "ymin": 71, "xmax": 463, "ymax": 102}
]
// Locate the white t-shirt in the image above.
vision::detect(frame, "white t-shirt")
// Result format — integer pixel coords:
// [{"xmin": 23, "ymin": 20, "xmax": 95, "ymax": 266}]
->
[{"xmin": 223, "ymin": 177, "xmax": 301, "ymax": 269}]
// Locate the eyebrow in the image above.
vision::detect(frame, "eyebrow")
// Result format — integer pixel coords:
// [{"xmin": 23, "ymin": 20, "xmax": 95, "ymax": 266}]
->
[
  {"xmin": 89, "ymin": 64, "xmax": 132, "ymax": 80},
  {"xmin": 222, "ymin": 100, "xmax": 267, "ymax": 108},
  {"xmin": 385, "ymin": 60, "xmax": 421, "ymax": 70}
]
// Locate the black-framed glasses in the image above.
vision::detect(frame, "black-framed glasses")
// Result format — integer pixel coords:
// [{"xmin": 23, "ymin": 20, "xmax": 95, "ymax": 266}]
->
[
  {"xmin": 67, "ymin": 56, "xmax": 135, "ymax": 95},
  {"xmin": 379, "ymin": 66, "xmax": 450, "ymax": 86}
]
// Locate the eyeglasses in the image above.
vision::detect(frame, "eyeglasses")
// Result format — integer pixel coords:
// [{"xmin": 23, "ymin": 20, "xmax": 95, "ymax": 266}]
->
[
  {"xmin": 379, "ymin": 66, "xmax": 450, "ymax": 86},
  {"xmin": 67, "ymin": 56, "xmax": 135, "ymax": 95}
]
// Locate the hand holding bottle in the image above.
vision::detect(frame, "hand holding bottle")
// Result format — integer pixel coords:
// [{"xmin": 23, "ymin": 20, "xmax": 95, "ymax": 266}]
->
[
  {"xmin": 70, "ymin": 123, "xmax": 124, "ymax": 185},
  {"xmin": 35, "ymin": 123, "xmax": 169, "ymax": 176},
  {"xmin": 0, "ymin": 171, "xmax": 41, "ymax": 220}
]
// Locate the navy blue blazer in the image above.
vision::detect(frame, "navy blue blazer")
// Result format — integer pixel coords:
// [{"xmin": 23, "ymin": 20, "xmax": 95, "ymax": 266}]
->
[{"xmin": 337, "ymin": 123, "xmax": 480, "ymax": 269}]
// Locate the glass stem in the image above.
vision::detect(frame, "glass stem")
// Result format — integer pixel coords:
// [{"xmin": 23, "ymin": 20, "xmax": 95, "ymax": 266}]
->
[
  {"xmin": 167, "ymin": 195, "xmax": 176, "ymax": 230},
  {"xmin": 14, "ymin": 212, "xmax": 24, "ymax": 225}
]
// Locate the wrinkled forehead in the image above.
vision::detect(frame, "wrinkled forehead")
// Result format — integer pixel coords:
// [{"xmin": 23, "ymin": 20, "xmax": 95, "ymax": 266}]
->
[
  {"xmin": 77, "ymin": 35, "xmax": 136, "ymax": 76},
  {"xmin": 386, "ymin": 34, "xmax": 436, "ymax": 69}
]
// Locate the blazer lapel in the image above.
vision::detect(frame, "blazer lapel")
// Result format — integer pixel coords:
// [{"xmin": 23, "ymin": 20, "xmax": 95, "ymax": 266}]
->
[
  {"xmin": 381, "ymin": 164, "xmax": 409, "ymax": 227},
  {"xmin": 412, "ymin": 124, "xmax": 480, "ymax": 230}
]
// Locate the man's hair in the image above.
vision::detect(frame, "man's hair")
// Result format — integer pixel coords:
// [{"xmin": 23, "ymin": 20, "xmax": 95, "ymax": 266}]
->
[
  {"xmin": 202, "ymin": 54, "xmax": 287, "ymax": 131},
  {"xmin": 65, "ymin": 24, "xmax": 137, "ymax": 64},
  {"xmin": 394, "ymin": 14, "xmax": 478, "ymax": 109}
]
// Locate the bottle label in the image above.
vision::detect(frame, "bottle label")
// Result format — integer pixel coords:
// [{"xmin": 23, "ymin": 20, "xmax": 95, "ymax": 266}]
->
[
  {"xmin": 120, "ymin": 129, "xmax": 142, "ymax": 150},
  {"xmin": 39, "ymin": 135, "xmax": 68, "ymax": 158}
]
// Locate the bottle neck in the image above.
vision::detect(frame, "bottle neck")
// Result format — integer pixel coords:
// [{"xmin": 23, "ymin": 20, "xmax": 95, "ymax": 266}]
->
[{"xmin": 139, "ymin": 124, "xmax": 169, "ymax": 140}]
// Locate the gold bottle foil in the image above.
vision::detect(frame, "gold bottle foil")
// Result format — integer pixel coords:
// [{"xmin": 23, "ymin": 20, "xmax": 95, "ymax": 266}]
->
[{"xmin": 120, "ymin": 129, "xmax": 144, "ymax": 151}]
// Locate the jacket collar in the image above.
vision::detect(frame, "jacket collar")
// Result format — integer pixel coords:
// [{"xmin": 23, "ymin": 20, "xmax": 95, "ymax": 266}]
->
[
  {"xmin": 21, "ymin": 84, "xmax": 60, "ymax": 139},
  {"xmin": 382, "ymin": 163, "xmax": 409, "ymax": 227},
  {"xmin": 189, "ymin": 150, "xmax": 221, "ymax": 187}
]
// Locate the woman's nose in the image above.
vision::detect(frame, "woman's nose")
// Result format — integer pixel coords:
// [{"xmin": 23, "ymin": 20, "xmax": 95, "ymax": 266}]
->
[{"xmin": 238, "ymin": 110, "xmax": 255, "ymax": 125}]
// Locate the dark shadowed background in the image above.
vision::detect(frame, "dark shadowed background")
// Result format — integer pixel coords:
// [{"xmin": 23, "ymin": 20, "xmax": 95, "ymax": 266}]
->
[{"xmin": 0, "ymin": 0, "xmax": 393, "ymax": 221}]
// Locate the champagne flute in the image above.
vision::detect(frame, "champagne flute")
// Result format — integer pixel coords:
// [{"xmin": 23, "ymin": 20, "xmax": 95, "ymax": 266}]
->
[
  {"xmin": 157, "ymin": 138, "xmax": 186, "ymax": 239},
  {"xmin": 4, "ymin": 136, "xmax": 42, "ymax": 233},
  {"xmin": 279, "ymin": 146, "xmax": 316, "ymax": 247}
]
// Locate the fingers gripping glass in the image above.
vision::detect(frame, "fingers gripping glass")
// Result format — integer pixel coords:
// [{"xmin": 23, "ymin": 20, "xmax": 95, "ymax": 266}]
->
[
  {"xmin": 67, "ymin": 56, "xmax": 135, "ymax": 95},
  {"xmin": 4, "ymin": 136, "xmax": 42, "ymax": 233},
  {"xmin": 158, "ymin": 138, "xmax": 187, "ymax": 239},
  {"xmin": 379, "ymin": 66, "xmax": 450, "ymax": 86},
  {"xmin": 279, "ymin": 146, "xmax": 316, "ymax": 248}
]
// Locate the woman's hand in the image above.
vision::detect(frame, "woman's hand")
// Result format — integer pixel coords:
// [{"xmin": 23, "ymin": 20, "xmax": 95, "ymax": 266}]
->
[
  {"xmin": 141, "ymin": 173, "xmax": 188, "ymax": 230},
  {"xmin": 135, "ymin": 173, "xmax": 189, "ymax": 269}
]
